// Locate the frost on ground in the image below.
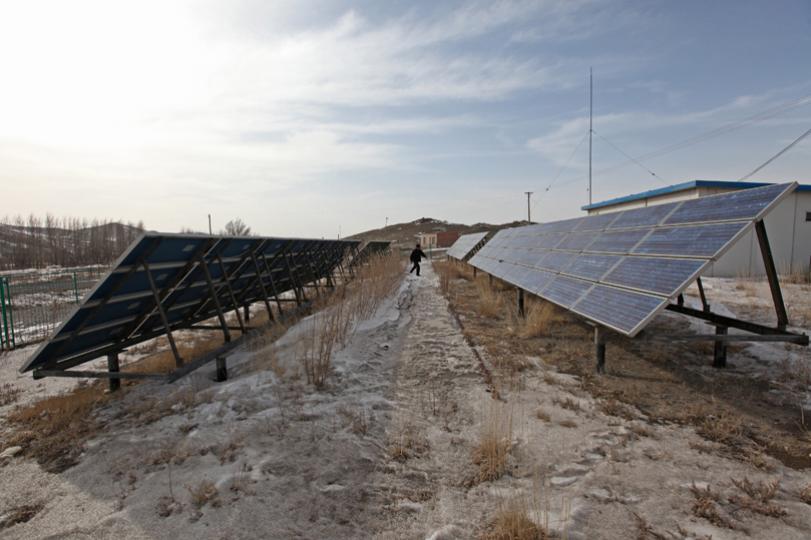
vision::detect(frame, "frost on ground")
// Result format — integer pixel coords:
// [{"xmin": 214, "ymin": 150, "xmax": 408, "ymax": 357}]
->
[{"xmin": 1, "ymin": 262, "xmax": 810, "ymax": 539}]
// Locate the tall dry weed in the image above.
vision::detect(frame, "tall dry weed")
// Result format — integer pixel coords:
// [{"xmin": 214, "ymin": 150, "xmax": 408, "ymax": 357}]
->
[
  {"xmin": 519, "ymin": 300, "xmax": 564, "ymax": 338},
  {"xmin": 471, "ymin": 400, "xmax": 513, "ymax": 483},
  {"xmin": 297, "ymin": 253, "xmax": 403, "ymax": 389},
  {"xmin": 475, "ymin": 279, "xmax": 504, "ymax": 319}
]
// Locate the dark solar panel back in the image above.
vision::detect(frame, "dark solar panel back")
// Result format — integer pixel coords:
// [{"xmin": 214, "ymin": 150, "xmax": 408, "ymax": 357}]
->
[{"xmin": 23, "ymin": 233, "xmax": 359, "ymax": 373}]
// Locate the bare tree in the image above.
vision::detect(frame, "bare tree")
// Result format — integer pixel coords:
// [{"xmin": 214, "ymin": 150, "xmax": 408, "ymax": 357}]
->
[{"xmin": 222, "ymin": 219, "xmax": 251, "ymax": 236}]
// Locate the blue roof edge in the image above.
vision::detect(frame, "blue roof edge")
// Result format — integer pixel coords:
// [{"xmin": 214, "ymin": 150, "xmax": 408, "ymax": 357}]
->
[{"xmin": 582, "ymin": 180, "xmax": 810, "ymax": 211}]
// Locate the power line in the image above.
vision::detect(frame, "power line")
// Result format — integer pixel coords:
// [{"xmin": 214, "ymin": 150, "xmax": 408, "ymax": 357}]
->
[
  {"xmin": 540, "ymin": 92, "xmax": 811, "ymax": 197},
  {"xmin": 592, "ymin": 129, "xmax": 669, "ymax": 185},
  {"xmin": 739, "ymin": 126, "xmax": 811, "ymax": 180}
]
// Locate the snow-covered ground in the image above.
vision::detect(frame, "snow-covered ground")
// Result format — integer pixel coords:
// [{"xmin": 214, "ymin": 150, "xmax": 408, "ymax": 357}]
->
[{"xmin": 1, "ymin": 265, "xmax": 810, "ymax": 539}]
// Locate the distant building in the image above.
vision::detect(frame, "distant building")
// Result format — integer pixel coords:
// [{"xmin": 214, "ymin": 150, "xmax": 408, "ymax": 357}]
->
[
  {"xmin": 417, "ymin": 231, "xmax": 461, "ymax": 249},
  {"xmin": 582, "ymin": 180, "xmax": 811, "ymax": 277},
  {"xmin": 417, "ymin": 233, "xmax": 436, "ymax": 249}
]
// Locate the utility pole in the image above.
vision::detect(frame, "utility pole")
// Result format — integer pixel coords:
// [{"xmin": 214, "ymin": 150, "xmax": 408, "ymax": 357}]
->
[
  {"xmin": 385, "ymin": 217, "xmax": 389, "ymax": 228},
  {"xmin": 208, "ymin": 214, "xmax": 212, "ymax": 235},
  {"xmin": 588, "ymin": 66, "xmax": 593, "ymax": 205},
  {"xmin": 524, "ymin": 191, "xmax": 533, "ymax": 223}
]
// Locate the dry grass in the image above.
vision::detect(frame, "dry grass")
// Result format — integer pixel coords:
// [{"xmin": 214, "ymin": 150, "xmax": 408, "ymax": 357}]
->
[
  {"xmin": 535, "ymin": 408, "xmax": 551, "ymax": 422},
  {"xmin": 471, "ymin": 401, "xmax": 513, "ymax": 483},
  {"xmin": 729, "ymin": 477, "xmax": 786, "ymax": 517},
  {"xmin": 187, "ymin": 480, "xmax": 220, "ymax": 509},
  {"xmin": 475, "ymin": 279, "xmax": 504, "ymax": 319},
  {"xmin": 296, "ymin": 252, "xmax": 403, "ymax": 389},
  {"xmin": 0, "ymin": 382, "xmax": 22, "ymax": 406},
  {"xmin": 696, "ymin": 412, "xmax": 745, "ymax": 446},
  {"xmin": 0, "ymin": 501, "xmax": 45, "ymax": 529},
  {"xmin": 599, "ymin": 398, "xmax": 635, "ymax": 420},
  {"xmin": 690, "ymin": 483, "xmax": 736, "ymax": 530},
  {"xmin": 484, "ymin": 499, "xmax": 548, "ymax": 540},
  {"xmin": 387, "ymin": 423, "xmax": 429, "ymax": 462},
  {"xmin": 5, "ymin": 382, "xmax": 109, "ymax": 472},
  {"xmin": 778, "ymin": 356, "xmax": 811, "ymax": 386},
  {"xmin": 551, "ymin": 396, "xmax": 582, "ymax": 413},
  {"xmin": 518, "ymin": 300, "xmax": 564, "ymax": 338}
]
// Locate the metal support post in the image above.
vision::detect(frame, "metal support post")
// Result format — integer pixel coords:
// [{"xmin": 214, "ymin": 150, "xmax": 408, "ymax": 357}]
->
[
  {"xmin": 696, "ymin": 277, "xmax": 710, "ymax": 312},
  {"xmin": 595, "ymin": 326, "xmax": 606, "ymax": 374},
  {"xmin": 143, "ymin": 259, "xmax": 183, "ymax": 367},
  {"xmin": 713, "ymin": 326, "xmax": 728, "ymax": 368},
  {"xmin": 107, "ymin": 353, "xmax": 121, "ymax": 392},
  {"xmin": 215, "ymin": 255, "xmax": 246, "ymax": 334},
  {"xmin": 215, "ymin": 356, "xmax": 228, "ymax": 382},
  {"xmin": 754, "ymin": 220, "xmax": 789, "ymax": 329},
  {"xmin": 473, "ymin": 266, "xmax": 477, "ymax": 278},
  {"xmin": 250, "ymin": 253, "xmax": 275, "ymax": 322},
  {"xmin": 517, "ymin": 289, "xmax": 525, "ymax": 317},
  {"xmin": 199, "ymin": 256, "xmax": 232, "ymax": 343}
]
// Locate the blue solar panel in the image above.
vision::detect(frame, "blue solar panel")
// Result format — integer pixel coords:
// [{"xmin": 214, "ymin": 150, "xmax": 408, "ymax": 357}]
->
[
  {"xmin": 608, "ymin": 202, "xmax": 679, "ymax": 230},
  {"xmin": 588, "ymin": 229, "xmax": 650, "ymax": 253},
  {"xmin": 664, "ymin": 183, "xmax": 790, "ymax": 225},
  {"xmin": 633, "ymin": 222, "xmax": 746, "ymax": 257},
  {"xmin": 537, "ymin": 251, "xmax": 577, "ymax": 273},
  {"xmin": 543, "ymin": 276, "xmax": 591, "ymax": 308},
  {"xmin": 557, "ymin": 233, "xmax": 596, "ymax": 251},
  {"xmin": 573, "ymin": 286, "xmax": 666, "ymax": 334},
  {"xmin": 466, "ymin": 182, "xmax": 796, "ymax": 336},
  {"xmin": 567, "ymin": 254, "xmax": 621, "ymax": 281},
  {"xmin": 604, "ymin": 257, "xmax": 704, "ymax": 296},
  {"xmin": 447, "ymin": 232, "xmax": 488, "ymax": 260}
]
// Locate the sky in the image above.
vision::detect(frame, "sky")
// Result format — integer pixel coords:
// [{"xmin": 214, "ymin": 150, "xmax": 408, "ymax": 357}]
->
[{"xmin": 1, "ymin": 0, "xmax": 810, "ymax": 238}]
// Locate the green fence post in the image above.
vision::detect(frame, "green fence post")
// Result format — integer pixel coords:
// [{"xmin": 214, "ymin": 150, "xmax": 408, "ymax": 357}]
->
[
  {"xmin": 0, "ymin": 278, "xmax": 7, "ymax": 349},
  {"xmin": 5, "ymin": 278, "xmax": 14, "ymax": 348},
  {"xmin": 73, "ymin": 272, "xmax": 80, "ymax": 303}
]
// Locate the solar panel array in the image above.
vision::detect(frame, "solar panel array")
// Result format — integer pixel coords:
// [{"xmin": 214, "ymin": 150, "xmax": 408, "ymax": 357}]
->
[
  {"xmin": 349, "ymin": 240, "xmax": 391, "ymax": 268},
  {"xmin": 447, "ymin": 232, "xmax": 489, "ymax": 261},
  {"xmin": 22, "ymin": 233, "xmax": 358, "ymax": 373},
  {"xmin": 469, "ymin": 183, "xmax": 796, "ymax": 336}
]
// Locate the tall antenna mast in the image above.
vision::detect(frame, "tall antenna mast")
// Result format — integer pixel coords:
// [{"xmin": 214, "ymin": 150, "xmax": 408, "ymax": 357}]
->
[{"xmin": 588, "ymin": 67, "xmax": 593, "ymax": 205}]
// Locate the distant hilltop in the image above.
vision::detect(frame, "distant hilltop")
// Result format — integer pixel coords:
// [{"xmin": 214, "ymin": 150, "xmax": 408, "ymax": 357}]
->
[{"xmin": 348, "ymin": 217, "xmax": 529, "ymax": 249}]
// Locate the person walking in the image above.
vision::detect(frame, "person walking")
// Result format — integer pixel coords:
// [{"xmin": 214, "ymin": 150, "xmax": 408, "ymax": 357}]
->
[{"xmin": 409, "ymin": 243, "xmax": 427, "ymax": 276}]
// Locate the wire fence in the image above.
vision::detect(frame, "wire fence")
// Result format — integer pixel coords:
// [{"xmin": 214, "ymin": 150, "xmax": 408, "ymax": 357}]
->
[{"xmin": 0, "ymin": 266, "xmax": 107, "ymax": 351}]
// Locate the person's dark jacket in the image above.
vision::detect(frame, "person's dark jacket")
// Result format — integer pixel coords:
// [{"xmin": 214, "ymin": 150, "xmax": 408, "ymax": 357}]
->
[{"xmin": 410, "ymin": 248, "xmax": 427, "ymax": 263}]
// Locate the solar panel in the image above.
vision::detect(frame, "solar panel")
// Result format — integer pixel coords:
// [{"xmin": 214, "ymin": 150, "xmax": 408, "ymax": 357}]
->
[
  {"xmin": 349, "ymin": 240, "xmax": 391, "ymax": 267},
  {"xmin": 447, "ymin": 232, "xmax": 489, "ymax": 261},
  {"xmin": 22, "ymin": 233, "xmax": 359, "ymax": 374},
  {"xmin": 469, "ymin": 182, "xmax": 796, "ymax": 336}
]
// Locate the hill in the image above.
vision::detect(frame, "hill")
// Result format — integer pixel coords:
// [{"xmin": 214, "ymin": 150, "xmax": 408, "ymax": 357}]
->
[{"xmin": 347, "ymin": 217, "xmax": 528, "ymax": 250}]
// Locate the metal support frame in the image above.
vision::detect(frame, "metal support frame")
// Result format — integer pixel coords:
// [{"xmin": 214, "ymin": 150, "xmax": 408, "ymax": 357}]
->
[
  {"xmin": 250, "ymin": 252, "xmax": 275, "ymax": 322},
  {"xmin": 107, "ymin": 353, "xmax": 121, "ymax": 392},
  {"xmin": 517, "ymin": 289, "xmax": 525, "ymax": 317},
  {"xmin": 29, "ymin": 234, "xmax": 362, "ymax": 386},
  {"xmin": 696, "ymin": 277, "xmax": 710, "ymax": 312},
  {"xmin": 754, "ymin": 220, "xmax": 789, "ymax": 329},
  {"xmin": 713, "ymin": 326, "xmax": 728, "ymax": 368},
  {"xmin": 215, "ymin": 254, "xmax": 247, "ymax": 334},
  {"xmin": 143, "ymin": 258, "xmax": 184, "ymax": 367},
  {"xmin": 595, "ymin": 326, "xmax": 606, "ymax": 374},
  {"xmin": 198, "ymin": 254, "xmax": 232, "ymax": 343}
]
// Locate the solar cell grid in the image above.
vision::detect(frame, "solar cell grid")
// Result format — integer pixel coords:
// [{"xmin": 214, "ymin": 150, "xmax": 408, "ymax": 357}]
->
[{"xmin": 467, "ymin": 182, "xmax": 796, "ymax": 336}]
